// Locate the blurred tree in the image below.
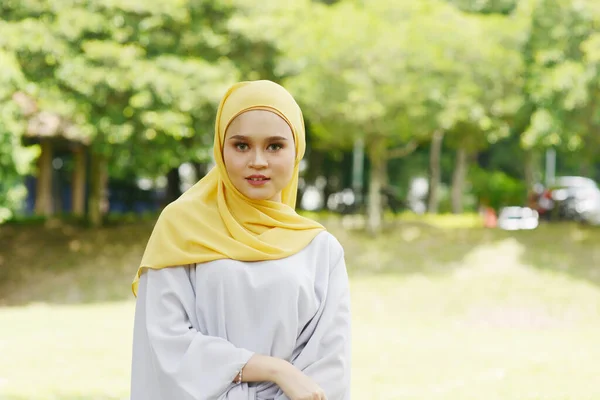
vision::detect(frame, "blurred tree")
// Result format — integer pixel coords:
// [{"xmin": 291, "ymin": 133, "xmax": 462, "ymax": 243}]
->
[
  {"xmin": 521, "ymin": 0, "xmax": 600, "ymax": 179},
  {"xmin": 0, "ymin": 49, "xmax": 39, "ymax": 222},
  {"xmin": 1, "ymin": 0, "xmax": 282, "ymax": 225},
  {"xmin": 469, "ymin": 166, "xmax": 527, "ymax": 210},
  {"xmin": 277, "ymin": 1, "xmax": 485, "ymax": 233},
  {"xmin": 2, "ymin": 0, "xmax": 599, "ymax": 228},
  {"xmin": 441, "ymin": 14, "xmax": 524, "ymax": 213},
  {"xmin": 446, "ymin": 0, "xmax": 517, "ymax": 14},
  {"xmin": 239, "ymin": 0, "xmax": 527, "ymax": 227}
]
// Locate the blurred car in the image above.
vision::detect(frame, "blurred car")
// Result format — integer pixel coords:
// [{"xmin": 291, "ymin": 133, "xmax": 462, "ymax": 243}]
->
[
  {"xmin": 530, "ymin": 176, "xmax": 600, "ymax": 223},
  {"xmin": 497, "ymin": 206, "xmax": 539, "ymax": 231},
  {"xmin": 577, "ymin": 189, "xmax": 600, "ymax": 226},
  {"xmin": 550, "ymin": 176, "xmax": 600, "ymax": 221}
]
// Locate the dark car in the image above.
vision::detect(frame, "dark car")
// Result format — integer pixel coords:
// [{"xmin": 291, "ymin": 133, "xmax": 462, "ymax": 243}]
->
[{"xmin": 545, "ymin": 176, "xmax": 600, "ymax": 221}]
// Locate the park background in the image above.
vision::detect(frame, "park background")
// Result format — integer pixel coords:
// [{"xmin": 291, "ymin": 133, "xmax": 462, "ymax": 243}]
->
[{"xmin": 1, "ymin": 0, "xmax": 600, "ymax": 399}]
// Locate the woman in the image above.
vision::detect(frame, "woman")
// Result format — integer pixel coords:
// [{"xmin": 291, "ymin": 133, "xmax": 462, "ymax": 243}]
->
[{"xmin": 130, "ymin": 80, "xmax": 351, "ymax": 400}]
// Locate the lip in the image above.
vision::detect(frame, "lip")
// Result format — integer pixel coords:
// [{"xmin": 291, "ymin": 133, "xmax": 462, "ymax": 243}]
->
[{"xmin": 245, "ymin": 175, "xmax": 270, "ymax": 187}]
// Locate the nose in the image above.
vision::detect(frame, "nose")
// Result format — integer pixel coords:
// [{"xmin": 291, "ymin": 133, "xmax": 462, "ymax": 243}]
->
[{"xmin": 249, "ymin": 149, "xmax": 268, "ymax": 169}]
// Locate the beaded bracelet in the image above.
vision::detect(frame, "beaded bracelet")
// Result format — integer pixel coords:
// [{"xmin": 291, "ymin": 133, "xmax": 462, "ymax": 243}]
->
[{"xmin": 235, "ymin": 369, "xmax": 243, "ymax": 384}]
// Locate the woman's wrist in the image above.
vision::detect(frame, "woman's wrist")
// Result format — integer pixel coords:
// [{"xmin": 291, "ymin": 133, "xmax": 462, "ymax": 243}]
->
[
  {"xmin": 267, "ymin": 357, "xmax": 294, "ymax": 384},
  {"xmin": 241, "ymin": 354, "xmax": 291, "ymax": 383}
]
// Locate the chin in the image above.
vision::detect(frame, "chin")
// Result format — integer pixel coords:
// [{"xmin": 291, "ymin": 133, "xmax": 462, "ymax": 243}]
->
[
  {"xmin": 243, "ymin": 188, "xmax": 282, "ymax": 202},
  {"xmin": 236, "ymin": 187, "xmax": 273, "ymax": 201},
  {"xmin": 243, "ymin": 193, "xmax": 269, "ymax": 201},
  {"xmin": 231, "ymin": 179, "xmax": 283, "ymax": 202}
]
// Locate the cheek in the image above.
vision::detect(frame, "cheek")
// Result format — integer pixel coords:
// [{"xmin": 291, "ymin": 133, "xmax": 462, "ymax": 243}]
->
[
  {"xmin": 223, "ymin": 149, "xmax": 243, "ymax": 177},
  {"xmin": 274, "ymin": 150, "xmax": 296, "ymax": 179}
]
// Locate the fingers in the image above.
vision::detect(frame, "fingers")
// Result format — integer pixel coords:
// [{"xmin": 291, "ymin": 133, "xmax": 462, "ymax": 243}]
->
[
  {"xmin": 317, "ymin": 388, "xmax": 326, "ymax": 400},
  {"xmin": 304, "ymin": 392, "xmax": 324, "ymax": 400}
]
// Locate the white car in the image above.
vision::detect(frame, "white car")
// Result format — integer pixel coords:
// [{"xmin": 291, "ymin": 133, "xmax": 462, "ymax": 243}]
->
[
  {"xmin": 578, "ymin": 190, "xmax": 600, "ymax": 226},
  {"xmin": 549, "ymin": 176, "xmax": 600, "ymax": 222},
  {"xmin": 497, "ymin": 206, "xmax": 539, "ymax": 231}
]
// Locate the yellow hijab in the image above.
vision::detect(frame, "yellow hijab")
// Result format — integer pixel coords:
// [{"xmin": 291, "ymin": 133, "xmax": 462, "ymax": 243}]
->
[{"xmin": 132, "ymin": 80, "xmax": 325, "ymax": 296}]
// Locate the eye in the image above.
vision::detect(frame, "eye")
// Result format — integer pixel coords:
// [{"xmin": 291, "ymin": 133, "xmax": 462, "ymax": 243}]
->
[
  {"xmin": 234, "ymin": 142, "xmax": 249, "ymax": 151},
  {"xmin": 267, "ymin": 143, "xmax": 283, "ymax": 151}
]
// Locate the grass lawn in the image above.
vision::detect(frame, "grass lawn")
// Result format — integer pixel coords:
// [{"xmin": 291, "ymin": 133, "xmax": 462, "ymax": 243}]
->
[{"xmin": 1, "ymin": 216, "xmax": 600, "ymax": 399}]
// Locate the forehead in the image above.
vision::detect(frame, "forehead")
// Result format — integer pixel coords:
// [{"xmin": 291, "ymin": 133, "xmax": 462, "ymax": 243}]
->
[{"xmin": 225, "ymin": 109, "xmax": 293, "ymax": 139}]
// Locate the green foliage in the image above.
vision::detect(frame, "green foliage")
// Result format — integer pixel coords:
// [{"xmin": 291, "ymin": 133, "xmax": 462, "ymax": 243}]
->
[
  {"xmin": 520, "ymin": 0, "xmax": 600, "ymax": 161},
  {"xmin": 1, "ymin": 0, "xmax": 600, "ymax": 221},
  {"xmin": 0, "ymin": 0, "xmax": 279, "ymax": 181},
  {"xmin": 0, "ymin": 0, "xmax": 289, "ymax": 219},
  {"xmin": 279, "ymin": 1, "xmax": 439, "ymax": 149},
  {"xmin": 260, "ymin": 0, "xmax": 526, "ymax": 162},
  {"xmin": 469, "ymin": 166, "xmax": 527, "ymax": 209},
  {"xmin": 446, "ymin": 0, "xmax": 518, "ymax": 14},
  {"xmin": 0, "ymin": 49, "xmax": 39, "ymax": 222}
]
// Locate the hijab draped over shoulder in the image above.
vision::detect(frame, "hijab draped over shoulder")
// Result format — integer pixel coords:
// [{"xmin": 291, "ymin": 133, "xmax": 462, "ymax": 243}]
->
[{"xmin": 132, "ymin": 80, "xmax": 325, "ymax": 296}]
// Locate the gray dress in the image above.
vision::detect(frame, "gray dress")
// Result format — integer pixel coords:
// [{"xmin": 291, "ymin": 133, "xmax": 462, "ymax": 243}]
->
[{"xmin": 130, "ymin": 231, "xmax": 351, "ymax": 400}]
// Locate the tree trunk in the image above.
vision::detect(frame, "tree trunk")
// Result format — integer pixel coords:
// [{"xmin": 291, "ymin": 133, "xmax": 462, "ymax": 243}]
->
[
  {"xmin": 35, "ymin": 139, "xmax": 53, "ymax": 216},
  {"xmin": 100, "ymin": 161, "xmax": 109, "ymax": 215},
  {"xmin": 88, "ymin": 153, "xmax": 107, "ymax": 227},
  {"xmin": 579, "ymin": 156, "xmax": 592, "ymax": 177},
  {"xmin": 427, "ymin": 130, "xmax": 444, "ymax": 214},
  {"xmin": 451, "ymin": 147, "xmax": 468, "ymax": 214},
  {"xmin": 523, "ymin": 148, "xmax": 536, "ymax": 191},
  {"xmin": 367, "ymin": 136, "xmax": 387, "ymax": 236},
  {"xmin": 193, "ymin": 162, "xmax": 208, "ymax": 181},
  {"xmin": 380, "ymin": 153, "xmax": 390, "ymax": 212},
  {"xmin": 71, "ymin": 146, "xmax": 86, "ymax": 216},
  {"xmin": 166, "ymin": 167, "xmax": 182, "ymax": 204},
  {"xmin": 351, "ymin": 138, "xmax": 365, "ymax": 206}
]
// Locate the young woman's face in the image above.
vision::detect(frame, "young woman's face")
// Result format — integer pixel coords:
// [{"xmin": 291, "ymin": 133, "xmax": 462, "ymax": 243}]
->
[{"xmin": 223, "ymin": 110, "xmax": 296, "ymax": 202}]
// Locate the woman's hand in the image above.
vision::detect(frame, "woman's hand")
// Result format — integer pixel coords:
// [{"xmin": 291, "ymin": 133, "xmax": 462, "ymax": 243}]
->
[
  {"xmin": 274, "ymin": 362, "xmax": 327, "ymax": 400},
  {"xmin": 237, "ymin": 354, "xmax": 326, "ymax": 399}
]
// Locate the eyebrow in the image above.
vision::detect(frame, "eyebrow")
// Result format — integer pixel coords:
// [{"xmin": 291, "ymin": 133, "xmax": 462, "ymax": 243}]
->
[{"xmin": 228, "ymin": 135, "xmax": 289, "ymax": 141}]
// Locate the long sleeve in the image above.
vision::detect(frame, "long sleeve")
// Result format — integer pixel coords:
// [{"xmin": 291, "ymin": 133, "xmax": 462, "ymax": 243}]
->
[
  {"xmin": 279, "ymin": 251, "xmax": 352, "ymax": 400},
  {"xmin": 130, "ymin": 266, "xmax": 255, "ymax": 400}
]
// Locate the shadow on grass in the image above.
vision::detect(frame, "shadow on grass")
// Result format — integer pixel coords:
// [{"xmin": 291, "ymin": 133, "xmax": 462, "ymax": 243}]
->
[
  {"xmin": 1, "ymin": 215, "xmax": 599, "ymax": 306},
  {"xmin": 0, "ymin": 218, "xmax": 153, "ymax": 306},
  {"xmin": 510, "ymin": 222, "xmax": 600, "ymax": 286},
  {"xmin": 333, "ymin": 220, "xmax": 499, "ymax": 276},
  {"xmin": 328, "ymin": 216, "xmax": 600, "ymax": 287}
]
